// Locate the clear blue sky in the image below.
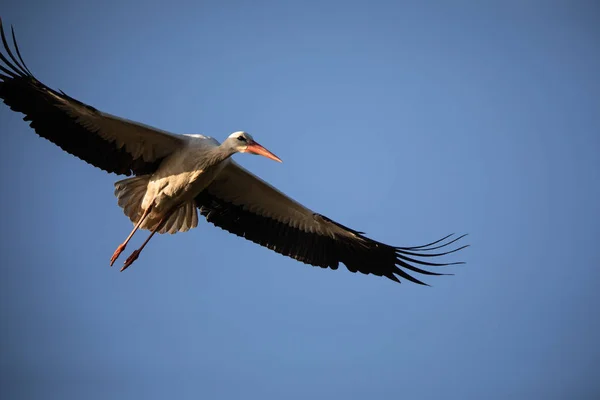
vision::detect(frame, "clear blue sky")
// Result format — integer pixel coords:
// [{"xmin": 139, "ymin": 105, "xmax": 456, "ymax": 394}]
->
[{"xmin": 1, "ymin": 1, "xmax": 599, "ymax": 399}]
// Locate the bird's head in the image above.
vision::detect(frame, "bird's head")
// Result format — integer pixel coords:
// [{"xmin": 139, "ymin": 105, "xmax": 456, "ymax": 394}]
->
[{"xmin": 227, "ymin": 131, "xmax": 282, "ymax": 163}]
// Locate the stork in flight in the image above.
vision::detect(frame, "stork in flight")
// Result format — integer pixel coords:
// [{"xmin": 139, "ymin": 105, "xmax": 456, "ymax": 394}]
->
[{"xmin": 0, "ymin": 20, "xmax": 467, "ymax": 284}]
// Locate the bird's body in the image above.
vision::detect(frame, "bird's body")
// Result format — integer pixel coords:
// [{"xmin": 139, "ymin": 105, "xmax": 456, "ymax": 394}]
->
[
  {"xmin": 131, "ymin": 135, "xmax": 228, "ymax": 233},
  {"xmin": 0, "ymin": 19, "xmax": 467, "ymax": 284}
]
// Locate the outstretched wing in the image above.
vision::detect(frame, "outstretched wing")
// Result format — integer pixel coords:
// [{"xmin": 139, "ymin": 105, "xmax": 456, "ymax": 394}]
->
[
  {"xmin": 196, "ymin": 161, "xmax": 468, "ymax": 285},
  {"xmin": 0, "ymin": 19, "xmax": 184, "ymax": 176}
]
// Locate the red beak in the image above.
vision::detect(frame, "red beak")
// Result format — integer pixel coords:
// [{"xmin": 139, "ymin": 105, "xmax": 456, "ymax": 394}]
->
[{"xmin": 245, "ymin": 141, "xmax": 282, "ymax": 163}]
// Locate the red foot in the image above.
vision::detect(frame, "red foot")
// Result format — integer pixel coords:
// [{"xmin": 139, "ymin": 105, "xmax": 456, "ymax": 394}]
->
[
  {"xmin": 110, "ymin": 243, "xmax": 126, "ymax": 266},
  {"xmin": 121, "ymin": 249, "xmax": 141, "ymax": 272}
]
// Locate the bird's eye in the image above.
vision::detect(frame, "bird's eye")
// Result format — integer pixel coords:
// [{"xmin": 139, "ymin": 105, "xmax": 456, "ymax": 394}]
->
[{"xmin": 237, "ymin": 136, "xmax": 246, "ymax": 142}]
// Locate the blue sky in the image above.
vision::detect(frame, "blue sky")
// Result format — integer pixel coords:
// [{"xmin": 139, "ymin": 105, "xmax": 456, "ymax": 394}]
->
[{"xmin": 1, "ymin": 1, "xmax": 599, "ymax": 399}]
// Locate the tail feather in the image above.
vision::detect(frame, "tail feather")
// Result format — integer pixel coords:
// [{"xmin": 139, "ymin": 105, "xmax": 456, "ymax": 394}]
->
[
  {"xmin": 114, "ymin": 175, "xmax": 150, "ymax": 224},
  {"xmin": 159, "ymin": 201, "xmax": 198, "ymax": 234},
  {"xmin": 115, "ymin": 175, "xmax": 199, "ymax": 234}
]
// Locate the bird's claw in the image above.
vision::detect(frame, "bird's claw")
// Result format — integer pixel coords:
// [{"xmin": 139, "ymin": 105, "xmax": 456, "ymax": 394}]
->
[
  {"xmin": 121, "ymin": 250, "xmax": 140, "ymax": 272},
  {"xmin": 110, "ymin": 243, "xmax": 126, "ymax": 266}
]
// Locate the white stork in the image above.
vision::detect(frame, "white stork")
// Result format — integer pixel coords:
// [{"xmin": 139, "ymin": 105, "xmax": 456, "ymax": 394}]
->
[{"xmin": 0, "ymin": 20, "xmax": 467, "ymax": 284}]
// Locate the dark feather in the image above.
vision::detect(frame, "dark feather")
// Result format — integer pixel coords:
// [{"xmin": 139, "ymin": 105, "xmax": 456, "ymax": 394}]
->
[
  {"xmin": 195, "ymin": 191, "xmax": 468, "ymax": 285},
  {"xmin": 0, "ymin": 19, "xmax": 164, "ymax": 176}
]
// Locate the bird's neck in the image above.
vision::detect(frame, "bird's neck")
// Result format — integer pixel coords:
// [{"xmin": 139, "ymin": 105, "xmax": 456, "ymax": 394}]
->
[{"xmin": 206, "ymin": 144, "xmax": 237, "ymax": 165}]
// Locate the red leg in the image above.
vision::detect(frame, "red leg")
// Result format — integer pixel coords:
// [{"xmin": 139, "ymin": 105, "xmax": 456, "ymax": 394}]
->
[
  {"xmin": 110, "ymin": 205, "xmax": 152, "ymax": 266},
  {"xmin": 121, "ymin": 213, "xmax": 169, "ymax": 272}
]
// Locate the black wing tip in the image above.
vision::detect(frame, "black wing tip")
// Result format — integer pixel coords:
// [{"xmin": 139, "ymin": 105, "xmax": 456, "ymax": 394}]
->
[
  {"xmin": 318, "ymin": 217, "xmax": 468, "ymax": 286},
  {"xmin": 396, "ymin": 232, "xmax": 469, "ymax": 251},
  {"xmin": 10, "ymin": 23, "xmax": 34, "ymax": 76},
  {"xmin": 387, "ymin": 267, "xmax": 455, "ymax": 286},
  {"xmin": 386, "ymin": 232, "xmax": 468, "ymax": 285},
  {"xmin": 0, "ymin": 17, "xmax": 31, "ymax": 79}
]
